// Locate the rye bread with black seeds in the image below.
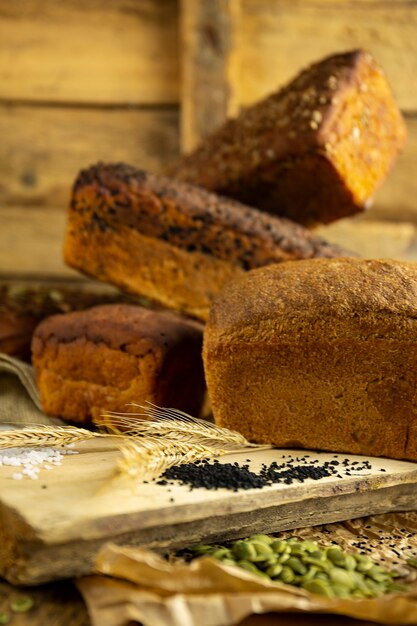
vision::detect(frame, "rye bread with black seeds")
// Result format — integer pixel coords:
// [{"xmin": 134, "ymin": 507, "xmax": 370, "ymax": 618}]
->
[{"xmin": 64, "ymin": 162, "xmax": 352, "ymax": 321}]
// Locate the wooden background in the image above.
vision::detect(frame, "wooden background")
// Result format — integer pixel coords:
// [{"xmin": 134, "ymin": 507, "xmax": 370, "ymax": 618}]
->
[{"xmin": 1, "ymin": 0, "xmax": 417, "ymax": 282}]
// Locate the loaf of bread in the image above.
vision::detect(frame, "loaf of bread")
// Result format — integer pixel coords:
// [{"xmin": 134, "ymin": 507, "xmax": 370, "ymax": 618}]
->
[
  {"xmin": 32, "ymin": 304, "xmax": 205, "ymax": 423},
  {"xmin": 203, "ymin": 258, "xmax": 417, "ymax": 461},
  {"xmin": 0, "ymin": 283, "xmax": 135, "ymax": 361},
  {"xmin": 168, "ymin": 50, "xmax": 406, "ymax": 226},
  {"xmin": 64, "ymin": 163, "xmax": 351, "ymax": 322}
]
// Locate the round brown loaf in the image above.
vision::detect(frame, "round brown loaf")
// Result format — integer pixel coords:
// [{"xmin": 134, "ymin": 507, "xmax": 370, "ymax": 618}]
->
[
  {"xmin": 32, "ymin": 304, "xmax": 205, "ymax": 424},
  {"xmin": 203, "ymin": 258, "xmax": 417, "ymax": 460}
]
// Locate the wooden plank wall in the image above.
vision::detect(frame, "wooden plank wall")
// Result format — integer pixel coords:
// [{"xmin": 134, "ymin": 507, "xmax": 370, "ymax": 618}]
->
[
  {"xmin": 0, "ymin": 0, "xmax": 180, "ymax": 278},
  {"xmin": 1, "ymin": 0, "xmax": 417, "ymax": 281}
]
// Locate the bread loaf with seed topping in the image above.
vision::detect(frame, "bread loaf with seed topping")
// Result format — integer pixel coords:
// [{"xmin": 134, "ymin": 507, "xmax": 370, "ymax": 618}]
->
[
  {"xmin": 64, "ymin": 162, "xmax": 352, "ymax": 322},
  {"xmin": 32, "ymin": 303, "xmax": 205, "ymax": 424},
  {"xmin": 168, "ymin": 50, "xmax": 406, "ymax": 227},
  {"xmin": 203, "ymin": 258, "xmax": 417, "ymax": 461}
]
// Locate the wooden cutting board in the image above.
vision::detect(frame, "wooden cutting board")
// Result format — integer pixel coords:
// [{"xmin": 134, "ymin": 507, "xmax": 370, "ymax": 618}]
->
[{"xmin": 1, "ymin": 440, "xmax": 417, "ymax": 585}]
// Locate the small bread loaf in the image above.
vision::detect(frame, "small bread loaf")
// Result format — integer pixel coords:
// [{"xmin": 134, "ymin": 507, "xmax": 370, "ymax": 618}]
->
[
  {"xmin": 168, "ymin": 50, "xmax": 406, "ymax": 226},
  {"xmin": 32, "ymin": 304, "xmax": 205, "ymax": 423},
  {"xmin": 64, "ymin": 162, "xmax": 351, "ymax": 321},
  {"xmin": 203, "ymin": 258, "xmax": 417, "ymax": 461}
]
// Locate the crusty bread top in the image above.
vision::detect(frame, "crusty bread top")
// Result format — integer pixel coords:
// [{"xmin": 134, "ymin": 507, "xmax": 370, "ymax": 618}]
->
[
  {"xmin": 32, "ymin": 304, "xmax": 203, "ymax": 358},
  {"xmin": 206, "ymin": 259, "xmax": 417, "ymax": 341},
  {"xmin": 70, "ymin": 162, "xmax": 350, "ymax": 269},
  {"xmin": 167, "ymin": 49, "xmax": 406, "ymax": 192},
  {"xmin": 170, "ymin": 50, "xmax": 369, "ymax": 170}
]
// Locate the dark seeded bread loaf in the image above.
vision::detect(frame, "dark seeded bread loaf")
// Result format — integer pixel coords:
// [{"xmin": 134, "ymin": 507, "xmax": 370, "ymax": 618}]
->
[
  {"xmin": 64, "ymin": 163, "xmax": 352, "ymax": 321},
  {"xmin": 203, "ymin": 258, "xmax": 417, "ymax": 461},
  {"xmin": 168, "ymin": 50, "xmax": 406, "ymax": 226},
  {"xmin": 32, "ymin": 304, "xmax": 205, "ymax": 423}
]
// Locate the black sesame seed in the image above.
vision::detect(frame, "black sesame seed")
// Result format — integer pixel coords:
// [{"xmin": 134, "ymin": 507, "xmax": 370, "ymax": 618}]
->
[{"xmin": 159, "ymin": 459, "xmax": 338, "ymax": 492}]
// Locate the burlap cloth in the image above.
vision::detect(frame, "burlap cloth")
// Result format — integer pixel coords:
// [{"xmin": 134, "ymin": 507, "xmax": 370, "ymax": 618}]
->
[{"xmin": 0, "ymin": 353, "xmax": 64, "ymax": 427}]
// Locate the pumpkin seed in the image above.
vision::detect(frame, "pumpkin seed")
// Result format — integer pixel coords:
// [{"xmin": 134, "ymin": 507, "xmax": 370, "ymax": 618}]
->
[
  {"xmin": 279, "ymin": 566, "xmax": 295, "ymax": 584},
  {"xmin": 10, "ymin": 596, "xmax": 34, "ymax": 613},
  {"xmin": 329, "ymin": 567, "xmax": 356, "ymax": 590},
  {"xmin": 266, "ymin": 563, "xmax": 283, "ymax": 578},
  {"xmin": 301, "ymin": 541, "xmax": 319, "ymax": 553},
  {"xmin": 277, "ymin": 553, "xmax": 290, "ymax": 564},
  {"xmin": 286, "ymin": 557, "xmax": 308, "ymax": 575},
  {"xmin": 271, "ymin": 540, "xmax": 288, "ymax": 554},
  {"xmin": 299, "ymin": 566, "xmax": 318, "ymax": 583},
  {"xmin": 251, "ymin": 540, "xmax": 275, "ymax": 559},
  {"xmin": 212, "ymin": 548, "xmax": 232, "ymax": 560},
  {"xmin": 189, "ymin": 544, "xmax": 214, "ymax": 555},
  {"xmin": 327, "ymin": 548, "xmax": 347, "ymax": 567},
  {"xmin": 302, "ymin": 579, "xmax": 334, "ymax": 598},
  {"xmin": 182, "ymin": 533, "xmax": 407, "ymax": 599},
  {"xmin": 249, "ymin": 534, "xmax": 273, "ymax": 545},
  {"xmin": 237, "ymin": 560, "xmax": 260, "ymax": 574},
  {"xmin": 232, "ymin": 541, "xmax": 257, "ymax": 561}
]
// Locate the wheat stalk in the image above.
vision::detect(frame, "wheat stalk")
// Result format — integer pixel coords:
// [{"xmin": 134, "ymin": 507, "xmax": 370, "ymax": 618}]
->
[
  {"xmin": 0, "ymin": 425, "xmax": 117, "ymax": 450},
  {"xmin": 0, "ymin": 404, "xmax": 270, "ymax": 484},
  {"xmin": 99, "ymin": 402, "xmax": 268, "ymax": 450},
  {"xmin": 102, "ymin": 403, "xmax": 272, "ymax": 483}
]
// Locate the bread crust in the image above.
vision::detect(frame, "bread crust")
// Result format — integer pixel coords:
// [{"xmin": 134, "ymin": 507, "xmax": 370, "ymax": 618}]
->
[
  {"xmin": 32, "ymin": 304, "xmax": 205, "ymax": 423},
  {"xmin": 204, "ymin": 258, "xmax": 417, "ymax": 460},
  {"xmin": 64, "ymin": 163, "xmax": 351, "ymax": 321},
  {"xmin": 168, "ymin": 50, "xmax": 406, "ymax": 226}
]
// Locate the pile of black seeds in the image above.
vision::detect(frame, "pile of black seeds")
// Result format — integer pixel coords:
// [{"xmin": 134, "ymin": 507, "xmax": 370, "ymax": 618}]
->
[{"xmin": 156, "ymin": 454, "xmax": 379, "ymax": 492}]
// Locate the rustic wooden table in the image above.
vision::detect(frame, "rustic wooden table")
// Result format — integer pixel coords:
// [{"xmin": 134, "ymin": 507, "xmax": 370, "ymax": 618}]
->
[{"xmin": 0, "ymin": 579, "xmax": 387, "ymax": 626}]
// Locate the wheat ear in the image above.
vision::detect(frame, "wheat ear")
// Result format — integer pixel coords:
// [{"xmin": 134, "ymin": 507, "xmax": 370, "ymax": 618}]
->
[
  {"xmin": 0, "ymin": 425, "xmax": 116, "ymax": 450},
  {"xmin": 99, "ymin": 402, "xmax": 269, "ymax": 451},
  {"xmin": 102, "ymin": 403, "xmax": 272, "ymax": 482}
]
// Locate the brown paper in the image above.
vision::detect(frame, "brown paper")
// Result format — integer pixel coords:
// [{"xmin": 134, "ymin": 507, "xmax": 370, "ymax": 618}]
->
[{"xmin": 77, "ymin": 513, "xmax": 417, "ymax": 626}]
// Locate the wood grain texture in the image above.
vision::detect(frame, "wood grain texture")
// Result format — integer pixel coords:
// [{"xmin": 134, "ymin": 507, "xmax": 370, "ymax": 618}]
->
[
  {"xmin": 0, "ymin": 0, "xmax": 179, "ymax": 105},
  {"xmin": 180, "ymin": 0, "xmax": 241, "ymax": 152},
  {"xmin": 0, "ymin": 208, "xmax": 74, "ymax": 277},
  {"xmin": 0, "ymin": 104, "xmax": 179, "ymax": 207},
  {"xmin": 240, "ymin": 0, "xmax": 417, "ymax": 111},
  {"xmin": 1, "ymin": 444, "xmax": 417, "ymax": 584},
  {"xmin": 316, "ymin": 218, "xmax": 417, "ymax": 260},
  {"xmin": 0, "ymin": 106, "xmax": 413, "ymax": 219},
  {"xmin": 369, "ymin": 115, "xmax": 417, "ymax": 223}
]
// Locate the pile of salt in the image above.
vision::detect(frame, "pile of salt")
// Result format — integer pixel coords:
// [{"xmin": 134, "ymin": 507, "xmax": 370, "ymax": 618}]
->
[{"xmin": 0, "ymin": 446, "xmax": 79, "ymax": 480}]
